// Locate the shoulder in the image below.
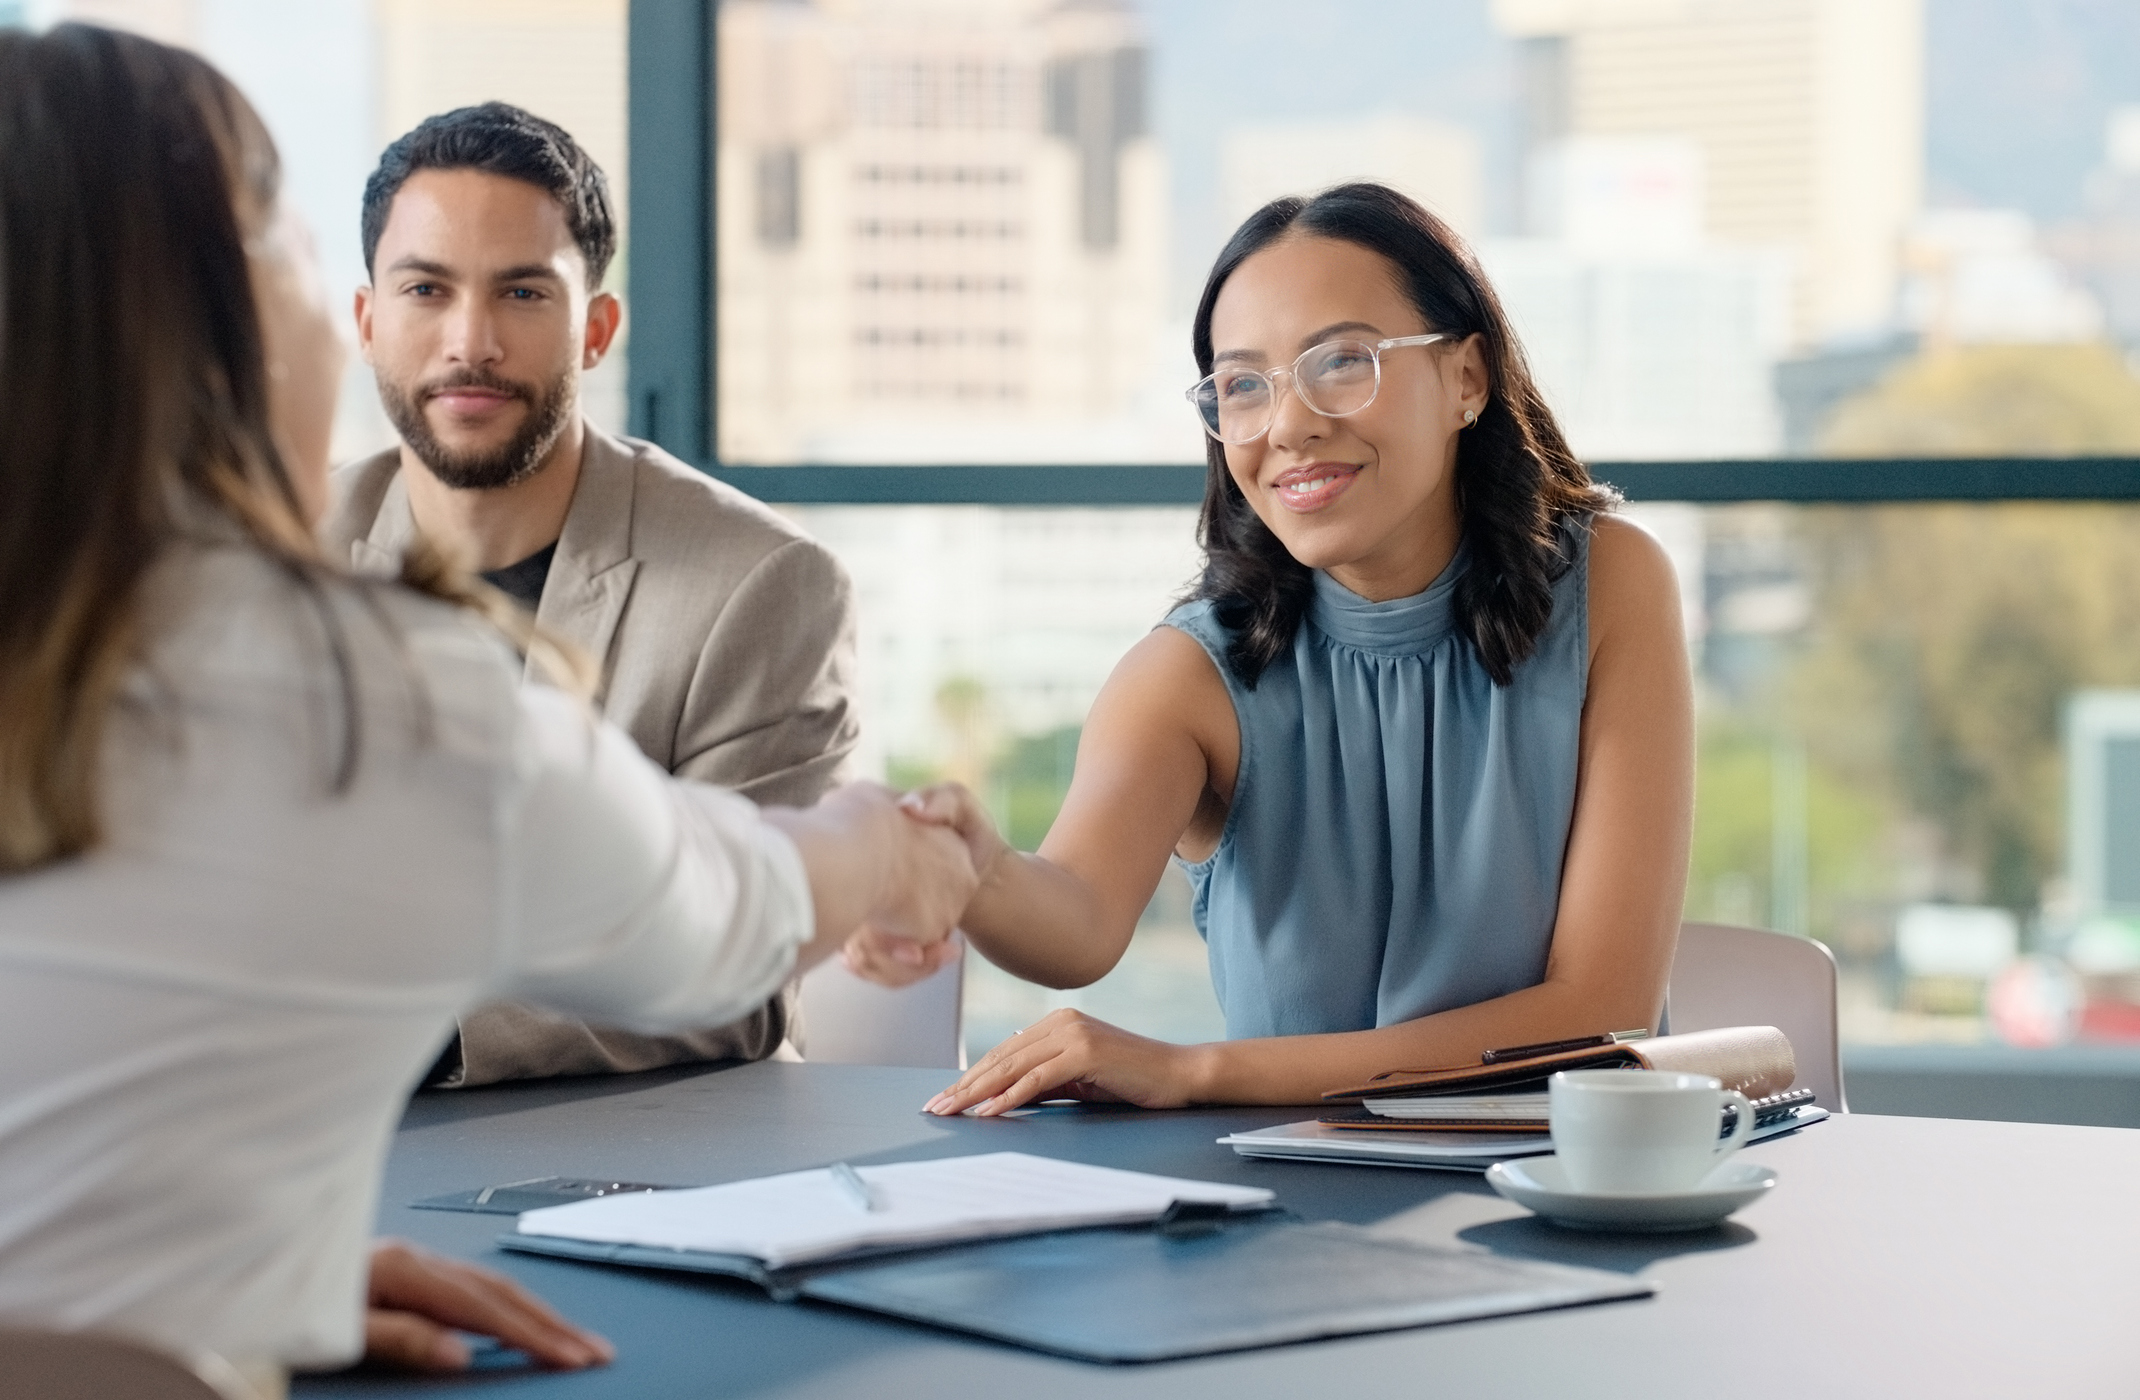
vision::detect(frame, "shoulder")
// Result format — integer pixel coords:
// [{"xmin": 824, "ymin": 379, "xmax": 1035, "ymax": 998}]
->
[
  {"xmin": 154, "ymin": 545, "xmax": 526, "ymax": 766},
  {"xmin": 1104, "ymin": 622, "xmax": 1237, "ymax": 740},
  {"xmin": 1161, "ymin": 595, "xmax": 1258, "ymax": 676},
  {"xmin": 1583, "ymin": 512, "xmax": 1687, "ymax": 663},
  {"xmin": 320, "ymin": 447, "xmax": 402, "ymax": 554},
  {"xmin": 1085, "ymin": 622, "xmax": 1235, "ymax": 760},
  {"xmin": 593, "ymin": 430, "xmax": 832, "ymax": 572},
  {"xmin": 1160, "ymin": 595, "xmax": 1226, "ymax": 646}
]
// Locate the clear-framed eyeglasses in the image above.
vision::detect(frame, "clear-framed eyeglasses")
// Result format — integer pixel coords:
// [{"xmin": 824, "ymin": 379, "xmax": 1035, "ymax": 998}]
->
[{"xmin": 1185, "ymin": 333, "xmax": 1452, "ymax": 445}]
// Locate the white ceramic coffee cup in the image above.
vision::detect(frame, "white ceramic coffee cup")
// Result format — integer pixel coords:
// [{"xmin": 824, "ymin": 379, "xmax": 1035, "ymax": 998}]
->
[{"xmin": 1548, "ymin": 1069, "xmax": 1757, "ymax": 1195}]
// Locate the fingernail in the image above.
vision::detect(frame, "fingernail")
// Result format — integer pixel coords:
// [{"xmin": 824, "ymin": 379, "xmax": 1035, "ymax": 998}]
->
[
  {"xmin": 921, "ymin": 1095, "xmax": 944, "ymax": 1113},
  {"xmin": 431, "ymin": 1334, "xmax": 471, "ymax": 1369}
]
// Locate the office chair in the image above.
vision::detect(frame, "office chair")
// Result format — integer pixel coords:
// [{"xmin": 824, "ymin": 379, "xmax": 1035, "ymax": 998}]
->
[
  {"xmin": 797, "ymin": 931, "xmax": 967, "ymax": 1069},
  {"xmin": 1668, "ymin": 921, "xmax": 1849, "ymax": 1112},
  {"xmin": 0, "ymin": 1327, "xmax": 268, "ymax": 1400}
]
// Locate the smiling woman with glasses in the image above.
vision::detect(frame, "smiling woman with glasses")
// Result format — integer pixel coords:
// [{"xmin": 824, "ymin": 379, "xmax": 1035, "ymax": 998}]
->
[{"xmin": 853, "ymin": 183, "xmax": 1694, "ymax": 1119}]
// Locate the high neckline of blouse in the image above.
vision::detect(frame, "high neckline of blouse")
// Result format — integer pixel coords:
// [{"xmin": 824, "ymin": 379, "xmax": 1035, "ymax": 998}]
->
[{"xmin": 1307, "ymin": 541, "xmax": 1468, "ymax": 655}]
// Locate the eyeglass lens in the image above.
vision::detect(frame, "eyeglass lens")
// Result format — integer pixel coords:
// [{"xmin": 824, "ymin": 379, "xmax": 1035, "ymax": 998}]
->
[{"xmin": 1192, "ymin": 340, "xmax": 1383, "ymax": 444}]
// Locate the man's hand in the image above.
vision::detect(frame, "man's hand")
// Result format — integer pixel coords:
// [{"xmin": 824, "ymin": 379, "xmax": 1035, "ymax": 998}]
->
[{"xmin": 363, "ymin": 1239, "xmax": 613, "ymax": 1372}]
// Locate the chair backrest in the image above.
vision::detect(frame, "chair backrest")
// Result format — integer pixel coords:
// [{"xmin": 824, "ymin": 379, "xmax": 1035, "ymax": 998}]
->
[
  {"xmin": 796, "ymin": 932, "xmax": 966, "ymax": 1069},
  {"xmin": 1667, "ymin": 922, "xmax": 1848, "ymax": 1112},
  {"xmin": 0, "ymin": 1328, "xmax": 267, "ymax": 1400}
]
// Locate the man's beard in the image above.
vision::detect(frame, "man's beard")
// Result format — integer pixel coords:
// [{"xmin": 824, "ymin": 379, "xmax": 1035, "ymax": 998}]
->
[{"xmin": 379, "ymin": 366, "xmax": 575, "ymax": 491}]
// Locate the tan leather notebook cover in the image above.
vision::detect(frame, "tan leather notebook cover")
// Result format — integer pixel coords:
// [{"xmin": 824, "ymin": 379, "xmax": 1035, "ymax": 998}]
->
[{"xmin": 1319, "ymin": 1026, "xmax": 1798, "ymax": 1104}]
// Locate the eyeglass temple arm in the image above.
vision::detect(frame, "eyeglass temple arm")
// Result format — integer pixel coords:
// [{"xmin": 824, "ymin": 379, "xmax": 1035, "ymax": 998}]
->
[{"xmin": 1375, "ymin": 333, "xmax": 1452, "ymax": 350}]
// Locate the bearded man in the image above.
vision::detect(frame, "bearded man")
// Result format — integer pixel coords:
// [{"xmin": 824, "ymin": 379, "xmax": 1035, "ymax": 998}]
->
[{"xmin": 324, "ymin": 103, "xmax": 860, "ymax": 1087}]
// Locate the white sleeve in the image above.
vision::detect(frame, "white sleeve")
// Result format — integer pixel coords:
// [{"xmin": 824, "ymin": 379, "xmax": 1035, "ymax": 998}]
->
[{"xmin": 490, "ymin": 684, "xmax": 814, "ymax": 1030}]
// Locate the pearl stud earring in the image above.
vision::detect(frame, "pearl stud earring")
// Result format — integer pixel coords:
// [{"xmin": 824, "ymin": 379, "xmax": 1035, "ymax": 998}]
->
[{"xmin": 1463, "ymin": 409, "xmax": 1478, "ymax": 426}]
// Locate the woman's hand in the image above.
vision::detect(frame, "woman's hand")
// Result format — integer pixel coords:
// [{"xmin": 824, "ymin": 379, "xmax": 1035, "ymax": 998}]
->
[
  {"xmin": 921, "ymin": 1009, "xmax": 1209, "ymax": 1116},
  {"xmin": 899, "ymin": 782, "xmax": 1013, "ymax": 888},
  {"xmin": 363, "ymin": 1239, "xmax": 613, "ymax": 1372}
]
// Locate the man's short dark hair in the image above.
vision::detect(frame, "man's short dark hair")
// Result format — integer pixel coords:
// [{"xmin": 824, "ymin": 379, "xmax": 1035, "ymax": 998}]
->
[{"xmin": 361, "ymin": 101, "xmax": 616, "ymax": 287}]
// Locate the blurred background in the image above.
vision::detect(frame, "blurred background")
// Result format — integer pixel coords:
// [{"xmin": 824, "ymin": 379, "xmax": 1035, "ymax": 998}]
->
[{"xmin": 23, "ymin": 0, "xmax": 2140, "ymax": 1121}]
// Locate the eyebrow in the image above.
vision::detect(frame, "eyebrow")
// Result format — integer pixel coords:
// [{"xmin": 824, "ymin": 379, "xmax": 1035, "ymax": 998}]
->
[
  {"xmin": 385, "ymin": 256, "xmax": 456, "ymax": 280},
  {"xmin": 1211, "ymin": 319, "xmax": 1388, "ymax": 368},
  {"xmin": 491, "ymin": 263, "xmax": 566, "ymax": 286},
  {"xmin": 383, "ymin": 257, "xmax": 566, "ymax": 287}
]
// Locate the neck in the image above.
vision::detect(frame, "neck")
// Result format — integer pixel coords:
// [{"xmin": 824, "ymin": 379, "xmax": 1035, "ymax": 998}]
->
[
  {"xmin": 400, "ymin": 414, "xmax": 586, "ymax": 573},
  {"xmin": 1325, "ymin": 475, "xmax": 1463, "ymax": 603}
]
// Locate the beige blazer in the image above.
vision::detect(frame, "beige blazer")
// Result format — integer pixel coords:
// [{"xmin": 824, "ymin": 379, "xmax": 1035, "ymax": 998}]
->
[{"xmin": 324, "ymin": 426, "xmax": 860, "ymax": 1084}]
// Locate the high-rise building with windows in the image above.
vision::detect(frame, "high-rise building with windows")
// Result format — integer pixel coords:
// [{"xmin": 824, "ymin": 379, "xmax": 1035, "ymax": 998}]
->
[
  {"xmin": 1494, "ymin": 0, "xmax": 1924, "ymax": 347},
  {"xmin": 717, "ymin": 0, "xmax": 1169, "ymax": 464}
]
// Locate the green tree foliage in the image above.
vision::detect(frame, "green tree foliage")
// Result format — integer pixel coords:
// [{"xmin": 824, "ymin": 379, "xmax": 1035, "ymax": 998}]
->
[
  {"xmin": 1779, "ymin": 343, "xmax": 2140, "ymax": 913},
  {"xmin": 1685, "ymin": 724, "xmax": 1891, "ymax": 944},
  {"xmin": 1821, "ymin": 343, "xmax": 2140, "ymax": 457}
]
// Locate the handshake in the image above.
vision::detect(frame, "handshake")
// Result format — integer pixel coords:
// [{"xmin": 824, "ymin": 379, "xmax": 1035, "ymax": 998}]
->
[{"xmin": 765, "ymin": 781, "xmax": 1006, "ymax": 986}]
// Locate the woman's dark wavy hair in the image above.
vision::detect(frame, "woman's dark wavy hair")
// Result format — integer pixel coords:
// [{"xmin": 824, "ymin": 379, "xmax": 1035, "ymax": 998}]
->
[{"xmin": 1189, "ymin": 182, "xmax": 1616, "ymax": 687}]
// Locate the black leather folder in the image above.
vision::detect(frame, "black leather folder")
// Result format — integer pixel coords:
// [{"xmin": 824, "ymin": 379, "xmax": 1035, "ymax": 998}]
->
[{"xmin": 502, "ymin": 1209, "xmax": 1651, "ymax": 1363}]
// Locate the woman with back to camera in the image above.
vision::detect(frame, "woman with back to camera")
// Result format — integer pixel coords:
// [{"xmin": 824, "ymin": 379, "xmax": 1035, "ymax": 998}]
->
[
  {"xmin": 0, "ymin": 23, "xmax": 973, "ymax": 1388},
  {"xmin": 852, "ymin": 182, "xmax": 1695, "ymax": 1116}
]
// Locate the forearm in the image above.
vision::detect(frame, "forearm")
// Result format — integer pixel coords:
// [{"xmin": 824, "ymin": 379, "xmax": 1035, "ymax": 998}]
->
[
  {"xmin": 958, "ymin": 851, "xmax": 1134, "ymax": 989},
  {"xmin": 1183, "ymin": 975, "xmax": 1663, "ymax": 1106}
]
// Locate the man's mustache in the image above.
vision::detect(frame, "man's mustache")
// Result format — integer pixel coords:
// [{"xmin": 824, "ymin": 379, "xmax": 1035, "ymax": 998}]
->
[{"xmin": 418, "ymin": 371, "xmax": 534, "ymax": 404}]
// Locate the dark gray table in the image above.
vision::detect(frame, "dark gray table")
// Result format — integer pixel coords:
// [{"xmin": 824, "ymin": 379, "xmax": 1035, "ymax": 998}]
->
[{"xmin": 298, "ymin": 1062, "xmax": 2140, "ymax": 1398}]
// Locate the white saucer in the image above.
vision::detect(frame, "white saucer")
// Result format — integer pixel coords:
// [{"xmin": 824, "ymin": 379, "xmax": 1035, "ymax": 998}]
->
[{"xmin": 1485, "ymin": 1155, "xmax": 1777, "ymax": 1233}]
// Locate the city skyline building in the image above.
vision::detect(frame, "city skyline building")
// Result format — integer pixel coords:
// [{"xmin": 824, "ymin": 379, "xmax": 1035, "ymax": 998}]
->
[
  {"xmin": 716, "ymin": 0, "xmax": 1174, "ymax": 465},
  {"xmin": 1216, "ymin": 112, "xmax": 1485, "ymax": 241},
  {"xmin": 1484, "ymin": 134, "xmax": 1793, "ymax": 462},
  {"xmin": 27, "ymin": 0, "xmax": 633, "ymax": 457},
  {"xmin": 2050, "ymin": 105, "xmax": 2140, "ymax": 350},
  {"xmin": 1494, "ymin": 0, "xmax": 1925, "ymax": 348}
]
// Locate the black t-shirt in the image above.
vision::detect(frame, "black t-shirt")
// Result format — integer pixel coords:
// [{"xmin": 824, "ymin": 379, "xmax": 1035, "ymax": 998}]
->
[{"xmin": 480, "ymin": 541, "xmax": 557, "ymax": 611}]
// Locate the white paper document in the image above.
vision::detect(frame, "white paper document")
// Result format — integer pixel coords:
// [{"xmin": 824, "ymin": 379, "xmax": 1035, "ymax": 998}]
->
[
  {"xmin": 1365, "ymin": 1092, "xmax": 1552, "ymax": 1120},
  {"xmin": 515, "ymin": 1151, "xmax": 1275, "ymax": 1270}
]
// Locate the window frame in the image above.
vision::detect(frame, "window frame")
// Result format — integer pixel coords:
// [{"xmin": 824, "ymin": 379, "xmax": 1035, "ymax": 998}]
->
[{"xmin": 628, "ymin": 0, "xmax": 2140, "ymax": 506}]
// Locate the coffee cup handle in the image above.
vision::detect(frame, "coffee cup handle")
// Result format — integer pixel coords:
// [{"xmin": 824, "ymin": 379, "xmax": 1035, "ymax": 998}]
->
[{"xmin": 1716, "ymin": 1090, "xmax": 1756, "ymax": 1156}]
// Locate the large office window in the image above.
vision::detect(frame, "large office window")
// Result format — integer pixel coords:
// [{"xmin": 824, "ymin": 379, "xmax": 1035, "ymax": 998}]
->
[
  {"xmin": 99, "ymin": 0, "xmax": 2140, "ymax": 1075},
  {"xmin": 691, "ymin": 0, "xmax": 2140, "ymax": 1070}
]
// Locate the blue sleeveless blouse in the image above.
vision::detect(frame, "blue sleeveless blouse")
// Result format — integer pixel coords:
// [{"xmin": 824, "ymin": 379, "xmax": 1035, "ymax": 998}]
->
[{"xmin": 1165, "ymin": 520, "xmax": 1591, "ymax": 1040}]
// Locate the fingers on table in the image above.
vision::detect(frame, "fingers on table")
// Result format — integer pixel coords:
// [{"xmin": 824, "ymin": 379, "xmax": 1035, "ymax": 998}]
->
[
  {"xmin": 930, "ymin": 1029, "xmax": 1079, "ymax": 1115},
  {"xmin": 368, "ymin": 1240, "xmax": 613, "ymax": 1371}
]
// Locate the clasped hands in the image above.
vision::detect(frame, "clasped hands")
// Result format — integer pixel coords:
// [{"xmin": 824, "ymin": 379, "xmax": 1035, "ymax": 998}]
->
[{"xmin": 846, "ymin": 783, "xmax": 1207, "ymax": 1119}]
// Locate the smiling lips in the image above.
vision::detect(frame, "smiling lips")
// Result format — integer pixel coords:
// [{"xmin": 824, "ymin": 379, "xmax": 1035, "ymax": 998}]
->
[{"xmin": 1270, "ymin": 461, "xmax": 1361, "ymax": 513}]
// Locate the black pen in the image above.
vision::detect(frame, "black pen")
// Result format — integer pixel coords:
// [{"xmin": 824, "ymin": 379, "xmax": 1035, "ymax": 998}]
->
[{"xmin": 1479, "ymin": 1028, "xmax": 1649, "ymax": 1065}]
